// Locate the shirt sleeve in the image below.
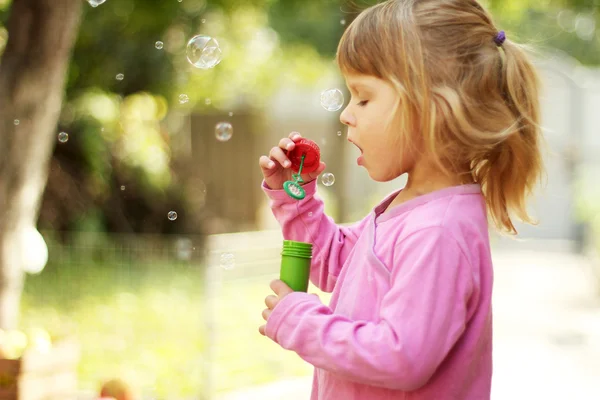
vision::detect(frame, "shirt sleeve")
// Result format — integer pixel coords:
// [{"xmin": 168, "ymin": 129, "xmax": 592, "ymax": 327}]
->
[
  {"xmin": 262, "ymin": 179, "xmax": 368, "ymax": 293},
  {"xmin": 264, "ymin": 227, "xmax": 475, "ymax": 391}
]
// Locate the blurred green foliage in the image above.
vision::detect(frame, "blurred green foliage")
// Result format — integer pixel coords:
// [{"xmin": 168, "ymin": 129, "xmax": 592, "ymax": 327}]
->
[{"xmin": 0, "ymin": 0, "xmax": 598, "ymax": 236}]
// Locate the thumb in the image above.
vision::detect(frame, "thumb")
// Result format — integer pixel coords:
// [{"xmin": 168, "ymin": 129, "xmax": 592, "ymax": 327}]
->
[{"xmin": 306, "ymin": 162, "xmax": 327, "ymax": 181}]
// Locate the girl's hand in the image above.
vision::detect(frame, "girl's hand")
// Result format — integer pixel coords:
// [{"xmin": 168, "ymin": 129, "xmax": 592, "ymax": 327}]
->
[
  {"xmin": 259, "ymin": 279, "xmax": 294, "ymax": 336},
  {"xmin": 258, "ymin": 132, "xmax": 326, "ymax": 190}
]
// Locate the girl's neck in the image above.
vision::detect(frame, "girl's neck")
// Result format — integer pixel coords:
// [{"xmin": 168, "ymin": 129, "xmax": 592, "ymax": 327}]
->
[
  {"xmin": 386, "ymin": 161, "xmax": 474, "ymax": 211},
  {"xmin": 404, "ymin": 174, "xmax": 463, "ymax": 196}
]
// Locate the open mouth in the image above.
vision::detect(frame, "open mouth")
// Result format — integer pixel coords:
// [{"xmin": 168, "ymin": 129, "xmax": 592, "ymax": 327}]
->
[
  {"xmin": 348, "ymin": 138, "xmax": 363, "ymax": 154},
  {"xmin": 348, "ymin": 138, "xmax": 364, "ymax": 166}
]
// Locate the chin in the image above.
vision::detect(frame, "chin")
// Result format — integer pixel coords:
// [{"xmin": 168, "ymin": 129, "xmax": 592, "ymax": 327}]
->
[{"xmin": 366, "ymin": 169, "xmax": 404, "ymax": 183}]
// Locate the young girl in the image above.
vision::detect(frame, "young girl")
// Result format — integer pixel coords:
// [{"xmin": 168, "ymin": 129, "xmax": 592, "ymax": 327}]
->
[{"xmin": 258, "ymin": 0, "xmax": 543, "ymax": 398}]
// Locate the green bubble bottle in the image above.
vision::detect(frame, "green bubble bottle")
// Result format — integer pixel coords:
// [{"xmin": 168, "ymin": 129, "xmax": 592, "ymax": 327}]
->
[{"xmin": 280, "ymin": 240, "xmax": 312, "ymax": 292}]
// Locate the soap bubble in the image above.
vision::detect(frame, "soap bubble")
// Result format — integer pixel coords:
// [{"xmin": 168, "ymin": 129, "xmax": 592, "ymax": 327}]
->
[
  {"xmin": 57, "ymin": 132, "xmax": 69, "ymax": 143},
  {"xmin": 186, "ymin": 35, "xmax": 222, "ymax": 69},
  {"xmin": 201, "ymin": 19, "xmax": 206, "ymax": 23},
  {"xmin": 220, "ymin": 253, "xmax": 235, "ymax": 270},
  {"xmin": 228, "ymin": 111, "xmax": 234, "ymax": 117},
  {"xmin": 320, "ymin": 89, "xmax": 344, "ymax": 112},
  {"xmin": 120, "ymin": 186, "xmax": 125, "ymax": 191},
  {"xmin": 557, "ymin": 9, "xmax": 576, "ymax": 32},
  {"xmin": 14, "ymin": 119, "xmax": 19, "ymax": 126},
  {"xmin": 155, "ymin": 41, "xmax": 164, "ymax": 50},
  {"xmin": 321, "ymin": 172, "xmax": 335, "ymax": 186},
  {"xmin": 116, "ymin": 73, "xmax": 124, "ymax": 81},
  {"xmin": 175, "ymin": 238, "xmax": 193, "ymax": 261},
  {"xmin": 337, "ymin": 131, "xmax": 342, "ymax": 136},
  {"xmin": 215, "ymin": 122, "xmax": 233, "ymax": 142},
  {"xmin": 87, "ymin": 0, "xmax": 106, "ymax": 7},
  {"xmin": 341, "ymin": 19, "xmax": 346, "ymax": 25},
  {"xmin": 205, "ymin": 98, "xmax": 212, "ymax": 105},
  {"xmin": 575, "ymin": 14, "xmax": 596, "ymax": 41},
  {"xmin": 168, "ymin": 211, "xmax": 178, "ymax": 221},
  {"xmin": 308, "ymin": 212, "xmax": 313, "ymax": 217},
  {"xmin": 178, "ymin": 94, "xmax": 189, "ymax": 104}
]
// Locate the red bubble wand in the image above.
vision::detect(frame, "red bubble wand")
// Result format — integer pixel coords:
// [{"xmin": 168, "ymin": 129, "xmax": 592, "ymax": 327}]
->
[{"xmin": 283, "ymin": 138, "xmax": 321, "ymax": 200}]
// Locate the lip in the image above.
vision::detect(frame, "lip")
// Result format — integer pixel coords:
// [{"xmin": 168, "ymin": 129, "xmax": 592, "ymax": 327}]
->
[{"xmin": 357, "ymin": 155, "xmax": 364, "ymax": 166}]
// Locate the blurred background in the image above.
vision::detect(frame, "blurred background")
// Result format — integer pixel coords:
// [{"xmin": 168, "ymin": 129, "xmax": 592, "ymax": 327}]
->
[{"xmin": 0, "ymin": 0, "xmax": 599, "ymax": 399}]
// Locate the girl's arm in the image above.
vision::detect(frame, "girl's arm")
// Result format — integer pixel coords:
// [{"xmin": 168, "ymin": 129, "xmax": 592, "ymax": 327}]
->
[
  {"xmin": 263, "ymin": 227, "xmax": 476, "ymax": 391},
  {"xmin": 262, "ymin": 179, "xmax": 368, "ymax": 293}
]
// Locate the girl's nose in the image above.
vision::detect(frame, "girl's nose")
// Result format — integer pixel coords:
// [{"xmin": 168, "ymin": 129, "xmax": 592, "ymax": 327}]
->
[{"xmin": 340, "ymin": 105, "xmax": 355, "ymax": 126}]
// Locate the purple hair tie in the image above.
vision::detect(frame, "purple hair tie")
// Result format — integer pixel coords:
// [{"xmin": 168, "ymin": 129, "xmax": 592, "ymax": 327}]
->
[{"xmin": 494, "ymin": 30, "xmax": 506, "ymax": 47}]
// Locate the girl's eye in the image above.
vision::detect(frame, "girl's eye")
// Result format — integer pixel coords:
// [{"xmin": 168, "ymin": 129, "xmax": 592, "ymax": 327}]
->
[{"xmin": 357, "ymin": 100, "xmax": 369, "ymax": 107}]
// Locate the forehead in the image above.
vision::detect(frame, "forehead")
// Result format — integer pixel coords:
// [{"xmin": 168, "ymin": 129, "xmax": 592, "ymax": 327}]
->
[{"xmin": 344, "ymin": 74, "xmax": 381, "ymax": 90}]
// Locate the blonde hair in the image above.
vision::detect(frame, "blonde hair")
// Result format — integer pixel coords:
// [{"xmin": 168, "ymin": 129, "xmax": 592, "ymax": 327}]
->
[{"xmin": 336, "ymin": 0, "xmax": 545, "ymax": 235}]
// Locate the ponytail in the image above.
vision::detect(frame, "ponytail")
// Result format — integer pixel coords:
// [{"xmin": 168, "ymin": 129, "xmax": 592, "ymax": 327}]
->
[{"xmin": 473, "ymin": 40, "xmax": 545, "ymax": 234}]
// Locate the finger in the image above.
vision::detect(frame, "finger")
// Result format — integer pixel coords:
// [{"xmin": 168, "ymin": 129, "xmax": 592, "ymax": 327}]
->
[
  {"xmin": 264, "ymin": 294, "xmax": 279, "ymax": 309},
  {"xmin": 262, "ymin": 308, "xmax": 271, "ymax": 321},
  {"xmin": 288, "ymin": 131, "xmax": 302, "ymax": 141},
  {"xmin": 279, "ymin": 137, "xmax": 296, "ymax": 152},
  {"xmin": 269, "ymin": 146, "xmax": 292, "ymax": 168},
  {"xmin": 259, "ymin": 155, "xmax": 276, "ymax": 170},
  {"xmin": 305, "ymin": 162, "xmax": 327, "ymax": 180},
  {"xmin": 259, "ymin": 325, "xmax": 266, "ymax": 336},
  {"xmin": 270, "ymin": 279, "xmax": 294, "ymax": 295}
]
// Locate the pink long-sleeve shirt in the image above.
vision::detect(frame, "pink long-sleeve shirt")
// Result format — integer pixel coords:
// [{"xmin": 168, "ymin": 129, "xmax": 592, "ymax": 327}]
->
[{"xmin": 262, "ymin": 179, "xmax": 493, "ymax": 400}]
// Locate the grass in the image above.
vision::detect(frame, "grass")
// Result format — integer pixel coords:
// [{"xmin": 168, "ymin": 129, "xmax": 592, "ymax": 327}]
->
[
  {"xmin": 17, "ymin": 234, "xmax": 331, "ymax": 399},
  {"xmin": 20, "ymin": 258, "xmax": 206, "ymax": 398}
]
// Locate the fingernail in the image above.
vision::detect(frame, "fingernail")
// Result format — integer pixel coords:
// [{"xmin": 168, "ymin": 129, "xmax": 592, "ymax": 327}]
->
[
  {"xmin": 268, "ymin": 161, "xmax": 275, "ymax": 168},
  {"xmin": 287, "ymin": 143, "xmax": 294, "ymax": 150},
  {"xmin": 293, "ymin": 134, "xmax": 301, "ymax": 140},
  {"xmin": 284, "ymin": 161, "xmax": 291, "ymax": 167}
]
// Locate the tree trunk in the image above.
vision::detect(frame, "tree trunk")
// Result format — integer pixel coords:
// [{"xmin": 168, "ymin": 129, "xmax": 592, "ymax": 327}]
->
[{"xmin": 0, "ymin": 0, "xmax": 82, "ymax": 330}]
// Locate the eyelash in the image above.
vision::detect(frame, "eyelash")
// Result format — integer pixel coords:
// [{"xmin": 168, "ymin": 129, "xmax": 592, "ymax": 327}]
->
[{"xmin": 357, "ymin": 100, "xmax": 368, "ymax": 107}]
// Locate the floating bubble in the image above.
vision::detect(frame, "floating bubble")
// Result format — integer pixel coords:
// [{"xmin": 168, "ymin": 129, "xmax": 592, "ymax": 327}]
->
[
  {"xmin": 179, "ymin": 94, "xmax": 189, "ymax": 104},
  {"xmin": 308, "ymin": 212, "xmax": 313, "ymax": 217},
  {"xmin": 321, "ymin": 138, "xmax": 327, "ymax": 145},
  {"xmin": 228, "ymin": 111, "xmax": 234, "ymax": 117},
  {"xmin": 155, "ymin": 41, "xmax": 164, "ymax": 50},
  {"xmin": 14, "ymin": 119, "xmax": 19, "ymax": 126},
  {"xmin": 321, "ymin": 172, "xmax": 335, "ymax": 187},
  {"xmin": 201, "ymin": 19, "xmax": 206, "ymax": 23},
  {"xmin": 215, "ymin": 122, "xmax": 233, "ymax": 142},
  {"xmin": 57, "ymin": 132, "xmax": 69, "ymax": 143},
  {"xmin": 575, "ymin": 14, "xmax": 596, "ymax": 41},
  {"xmin": 220, "ymin": 253, "xmax": 235, "ymax": 270},
  {"xmin": 168, "ymin": 211, "xmax": 178, "ymax": 221},
  {"xmin": 120, "ymin": 185, "xmax": 125, "ymax": 191},
  {"xmin": 337, "ymin": 131, "xmax": 342, "ymax": 136},
  {"xmin": 87, "ymin": 0, "xmax": 106, "ymax": 7},
  {"xmin": 340, "ymin": 19, "xmax": 346, "ymax": 25},
  {"xmin": 205, "ymin": 98, "xmax": 212, "ymax": 105},
  {"xmin": 186, "ymin": 35, "xmax": 222, "ymax": 69},
  {"xmin": 116, "ymin": 73, "xmax": 124, "ymax": 81},
  {"xmin": 175, "ymin": 238, "xmax": 193, "ymax": 261},
  {"xmin": 557, "ymin": 10, "xmax": 576, "ymax": 32},
  {"xmin": 320, "ymin": 88, "xmax": 344, "ymax": 112}
]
